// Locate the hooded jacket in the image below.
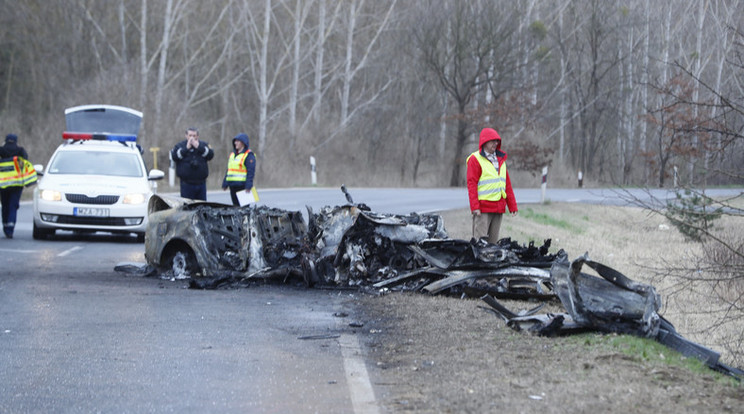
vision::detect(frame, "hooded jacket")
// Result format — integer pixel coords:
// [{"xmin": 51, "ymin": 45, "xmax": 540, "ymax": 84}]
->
[
  {"xmin": 1, "ymin": 139, "xmax": 28, "ymax": 160},
  {"xmin": 466, "ymin": 128, "xmax": 518, "ymax": 214},
  {"xmin": 222, "ymin": 133, "xmax": 256, "ymax": 190}
]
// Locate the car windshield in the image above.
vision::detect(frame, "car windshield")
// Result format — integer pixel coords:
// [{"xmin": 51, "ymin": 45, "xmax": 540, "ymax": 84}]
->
[{"xmin": 48, "ymin": 151, "xmax": 144, "ymax": 177}]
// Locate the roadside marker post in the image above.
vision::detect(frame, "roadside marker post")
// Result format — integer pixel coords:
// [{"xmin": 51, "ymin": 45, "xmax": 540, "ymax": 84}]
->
[
  {"xmin": 541, "ymin": 166, "xmax": 548, "ymax": 204},
  {"xmin": 150, "ymin": 147, "xmax": 160, "ymax": 192},
  {"xmin": 310, "ymin": 156, "xmax": 317, "ymax": 186},
  {"xmin": 168, "ymin": 152, "xmax": 175, "ymax": 188}
]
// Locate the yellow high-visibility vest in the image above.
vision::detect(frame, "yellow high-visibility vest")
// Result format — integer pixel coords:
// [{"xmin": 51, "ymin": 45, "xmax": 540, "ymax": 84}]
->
[
  {"xmin": 467, "ymin": 151, "xmax": 507, "ymax": 201},
  {"xmin": 225, "ymin": 150, "xmax": 250, "ymax": 183},
  {"xmin": 0, "ymin": 156, "xmax": 37, "ymax": 189}
]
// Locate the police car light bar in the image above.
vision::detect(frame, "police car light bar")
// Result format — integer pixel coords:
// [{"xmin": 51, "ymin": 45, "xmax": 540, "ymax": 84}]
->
[{"xmin": 62, "ymin": 132, "xmax": 137, "ymax": 142}]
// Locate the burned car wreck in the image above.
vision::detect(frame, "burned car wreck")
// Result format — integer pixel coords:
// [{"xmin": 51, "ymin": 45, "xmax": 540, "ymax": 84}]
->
[
  {"xmin": 143, "ymin": 193, "xmax": 447, "ymax": 287},
  {"xmin": 136, "ymin": 190, "xmax": 743, "ymax": 380},
  {"xmin": 144, "ymin": 195, "xmax": 308, "ymax": 280}
]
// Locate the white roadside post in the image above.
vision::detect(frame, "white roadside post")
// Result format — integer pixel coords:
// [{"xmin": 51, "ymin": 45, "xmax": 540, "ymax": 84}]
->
[
  {"xmin": 310, "ymin": 156, "xmax": 317, "ymax": 186},
  {"xmin": 150, "ymin": 147, "xmax": 160, "ymax": 192},
  {"xmin": 168, "ymin": 152, "xmax": 175, "ymax": 188},
  {"xmin": 541, "ymin": 166, "xmax": 548, "ymax": 204}
]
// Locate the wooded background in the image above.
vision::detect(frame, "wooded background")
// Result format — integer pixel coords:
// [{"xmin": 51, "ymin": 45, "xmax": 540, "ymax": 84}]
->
[{"xmin": 0, "ymin": 0, "xmax": 742, "ymax": 190}]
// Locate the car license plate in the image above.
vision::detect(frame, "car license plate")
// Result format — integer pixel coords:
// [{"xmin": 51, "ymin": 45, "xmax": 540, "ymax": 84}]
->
[{"xmin": 73, "ymin": 207, "xmax": 110, "ymax": 217}]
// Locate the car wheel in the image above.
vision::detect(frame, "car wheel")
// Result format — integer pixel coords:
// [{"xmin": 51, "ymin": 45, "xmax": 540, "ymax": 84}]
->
[
  {"xmin": 32, "ymin": 222, "xmax": 54, "ymax": 240},
  {"xmin": 164, "ymin": 245, "xmax": 199, "ymax": 279}
]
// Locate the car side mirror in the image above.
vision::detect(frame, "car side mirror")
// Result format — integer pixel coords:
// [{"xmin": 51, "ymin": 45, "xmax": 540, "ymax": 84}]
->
[
  {"xmin": 148, "ymin": 169, "xmax": 165, "ymax": 181},
  {"xmin": 34, "ymin": 164, "xmax": 45, "ymax": 175}
]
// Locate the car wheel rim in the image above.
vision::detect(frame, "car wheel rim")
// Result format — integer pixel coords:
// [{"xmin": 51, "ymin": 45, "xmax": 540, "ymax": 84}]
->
[{"xmin": 172, "ymin": 251, "xmax": 190, "ymax": 279}]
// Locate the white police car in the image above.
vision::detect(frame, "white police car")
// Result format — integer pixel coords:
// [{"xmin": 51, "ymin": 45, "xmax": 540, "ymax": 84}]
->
[{"xmin": 32, "ymin": 105, "xmax": 164, "ymax": 241}]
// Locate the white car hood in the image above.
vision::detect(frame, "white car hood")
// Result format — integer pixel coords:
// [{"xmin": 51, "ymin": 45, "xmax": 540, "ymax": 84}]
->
[{"xmin": 39, "ymin": 174, "xmax": 152, "ymax": 196}]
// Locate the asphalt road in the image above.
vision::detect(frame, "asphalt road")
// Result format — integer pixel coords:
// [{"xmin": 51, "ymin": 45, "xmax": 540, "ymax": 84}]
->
[
  {"xmin": 0, "ymin": 243, "xmax": 375, "ymax": 413},
  {"xmin": 2, "ymin": 185, "xmax": 742, "ymax": 413},
  {"xmin": 205, "ymin": 185, "xmax": 743, "ymax": 215}
]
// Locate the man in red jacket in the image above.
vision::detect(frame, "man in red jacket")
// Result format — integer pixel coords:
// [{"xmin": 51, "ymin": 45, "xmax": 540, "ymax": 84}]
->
[{"xmin": 466, "ymin": 127, "xmax": 518, "ymax": 244}]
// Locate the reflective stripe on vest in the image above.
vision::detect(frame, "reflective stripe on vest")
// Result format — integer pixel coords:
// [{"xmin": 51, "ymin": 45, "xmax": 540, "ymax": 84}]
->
[
  {"xmin": 467, "ymin": 151, "xmax": 507, "ymax": 201},
  {"xmin": 0, "ymin": 156, "xmax": 37, "ymax": 189},
  {"xmin": 225, "ymin": 150, "xmax": 250, "ymax": 183},
  {"xmin": 20, "ymin": 158, "xmax": 38, "ymax": 186}
]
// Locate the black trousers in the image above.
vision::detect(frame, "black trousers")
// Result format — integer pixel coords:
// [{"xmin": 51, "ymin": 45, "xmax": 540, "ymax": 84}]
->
[
  {"xmin": 1, "ymin": 186, "xmax": 23, "ymax": 236},
  {"xmin": 180, "ymin": 181, "xmax": 207, "ymax": 201}
]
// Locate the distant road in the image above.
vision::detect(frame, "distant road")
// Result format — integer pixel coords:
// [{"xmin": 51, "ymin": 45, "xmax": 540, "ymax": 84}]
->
[
  {"xmin": 15, "ymin": 186, "xmax": 743, "ymax": 232},
  {"xmin": 202, "ymin": 186, "xmax": 744, "ymax": 216}
]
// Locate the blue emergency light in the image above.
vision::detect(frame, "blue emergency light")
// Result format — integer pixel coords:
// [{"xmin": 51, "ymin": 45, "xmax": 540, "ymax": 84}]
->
[{"xmin": 62, "ymin": 132, "xmax": 137, "ymax": 142}]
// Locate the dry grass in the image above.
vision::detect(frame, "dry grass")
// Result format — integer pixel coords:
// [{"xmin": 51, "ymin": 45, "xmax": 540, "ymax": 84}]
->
[
  {"xmin": 357, "ymin": 201, "xmax": 744, "ymax": 413},
  {"xmin": 438, "ymin": 202, "xmax": 744, "ymax": 366}
]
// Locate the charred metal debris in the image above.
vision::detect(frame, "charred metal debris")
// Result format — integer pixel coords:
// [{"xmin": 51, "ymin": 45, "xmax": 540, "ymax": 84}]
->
[{"xmin": 132, "ymin": 189, "xmax": 743, "ymax": 380}]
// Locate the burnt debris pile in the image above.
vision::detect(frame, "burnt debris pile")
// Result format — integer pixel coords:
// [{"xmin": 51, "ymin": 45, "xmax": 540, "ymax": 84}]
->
[
  {"xmin": 305, "ymin": 204, "xmax": 448, "ymax": 288},
  {"xmin": 133, "ymin": 191, "xmax": 743, "ymax": 380},
  {"xmin": 183, "ymin": 201, "xmax": 559, "ymax": 298}
]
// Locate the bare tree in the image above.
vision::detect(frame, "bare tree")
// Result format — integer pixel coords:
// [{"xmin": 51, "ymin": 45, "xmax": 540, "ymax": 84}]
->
[
  {"xmin": 415, "ymin": 0, "xmax": 520, "ymax": 186},
  {"xmin": 153, "ymin": 0, "xmax": 177, "ymax": 142},
  {"xmin": 562, "ymin": 0, "xmax": 625, "ymax": 177},
  {"xmin": 3, "ymin": 0, "xmax": 744, "ymax": 189},
  {"xmin": 635, "ymin": 25, "xmax": 744, "ymax": 362},
  {"xmin": 287, "ymin": 0, "xmax": 312, "ymax": 138}
]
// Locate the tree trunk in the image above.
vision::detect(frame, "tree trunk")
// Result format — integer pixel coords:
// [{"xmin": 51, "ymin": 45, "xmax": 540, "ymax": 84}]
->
[
  {"xmin": 640, "ymin": 0, "xmax": 650, "ymax": 184},
  {"xmin": 689, "ymin": 0, "xmax": 706, "ymax": 183},
  {"xmin": 289, "ymin": 0, "xmax": 303, "ymax": 138},
  {"xmin": 154, "ymin": 0, "xmax": 174, "ymax": 148},
  {"xmin": 313, "ymin": 0, "xmax": 326, "ymax": 124},
  {"xmin": 139, "ymin": 0, "xmax": 148, "ymax": 115},
  {"xmin": 449, "ymin": 102, "xmax": 469, "ymax": 187},
  {"xmin": 257, "ymin": 0, "xmax": 271, "ymax": 155},
  {"xmin": 340, "ymin": 0, "xmax": 356, "ymax": 125}
]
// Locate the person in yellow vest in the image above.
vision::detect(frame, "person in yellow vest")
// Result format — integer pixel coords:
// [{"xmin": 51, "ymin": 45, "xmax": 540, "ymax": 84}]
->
[
  {"xmin": 0, "ymin": 134, "xmax": 36, "ymax": 238},
  {"xmin": 466, "ymin": 127, "xmax": 518, "ymax": 244},
  {"xmin": 222, "ymin": 133, "xmax": 256, "ymax": 206}
]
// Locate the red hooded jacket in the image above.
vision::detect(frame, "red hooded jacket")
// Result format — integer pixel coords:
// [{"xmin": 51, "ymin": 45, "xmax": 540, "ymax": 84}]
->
[{"xmin": 466, "ymin": 128, "xmax": 518, "ymax": 214}]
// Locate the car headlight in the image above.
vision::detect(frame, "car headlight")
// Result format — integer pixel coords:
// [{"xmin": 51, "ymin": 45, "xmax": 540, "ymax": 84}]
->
[
  {"xmin": 40, "ymin": 189, "xmax": 62, "ymax": 201},
  {"xmin": 123, "ymin": 193, "xmax": 146, "ymax": 204}
]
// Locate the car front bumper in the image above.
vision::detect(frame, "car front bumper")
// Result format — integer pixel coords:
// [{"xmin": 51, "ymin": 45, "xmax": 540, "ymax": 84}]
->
[{"xmin": 33, "ymin": 197, "xmax": 149, "ymax": 234}]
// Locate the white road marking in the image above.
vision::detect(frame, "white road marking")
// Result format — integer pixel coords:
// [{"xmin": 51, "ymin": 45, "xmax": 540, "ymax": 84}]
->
[
  {"xmin": 339, "ymin": 333, "xmax": 380, "ymax": 414},
  {"xmin": 0, "ymin": 248, "xmax": 39, "ymax": 254},
  {"xmin": 57, "ymin": 246, "xmax": 83, "ymax": 257}
]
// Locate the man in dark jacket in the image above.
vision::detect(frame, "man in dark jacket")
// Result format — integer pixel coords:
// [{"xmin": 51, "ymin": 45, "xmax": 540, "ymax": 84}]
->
[
  {"xmin": 222, "ymin": 133, "xmax": 257, "ymax": 206},
  {"xmin": 170, "ymin": 127, "xmax": 214, "ymax": 201},
  {"xmin": 0, "ymin": 134, "xmax": 31, "ymax": 238}
]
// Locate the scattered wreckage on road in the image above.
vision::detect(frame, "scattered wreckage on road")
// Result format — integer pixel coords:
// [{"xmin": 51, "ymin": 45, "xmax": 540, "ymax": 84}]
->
[
  {"xmin": 142, "ymin": 190, "xmax": 551, "ymax": 294},
  {"xmin": 132, "ymin": 188, "xmax": 742, "ymax": 380}
]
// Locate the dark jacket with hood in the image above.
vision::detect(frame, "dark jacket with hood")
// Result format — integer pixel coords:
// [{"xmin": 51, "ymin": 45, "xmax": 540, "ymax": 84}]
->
[
  {"xmin": 170, "ymin": 138, "xmax": 214, "ymax": 184},
  {"xmin": 466, "ymin": 128, "xmax": 518, "ymax": 214},
  {"xmin": 221, "ymin": 133, "xmax": 256, "ymax": 190},
  {"xmin": 0, "ymin": 135, "xmax": 28, "ymax": 160}
]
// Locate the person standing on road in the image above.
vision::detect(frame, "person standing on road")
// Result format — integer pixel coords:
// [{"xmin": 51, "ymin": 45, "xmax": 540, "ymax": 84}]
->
[
  {"xmin": 0, "ymin": 134, "xmax": 36, "ymax": 238},
  {"xmin": 170, "ymin": 127, "xmax": 214, "ymax": 201},
  {"xmin": 466, "ymin": 127, "xmax": 518, "ymax": 244},
  {"xmin": 222, "ymin": 133, "xmax": 257, "ymax": 206}
]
